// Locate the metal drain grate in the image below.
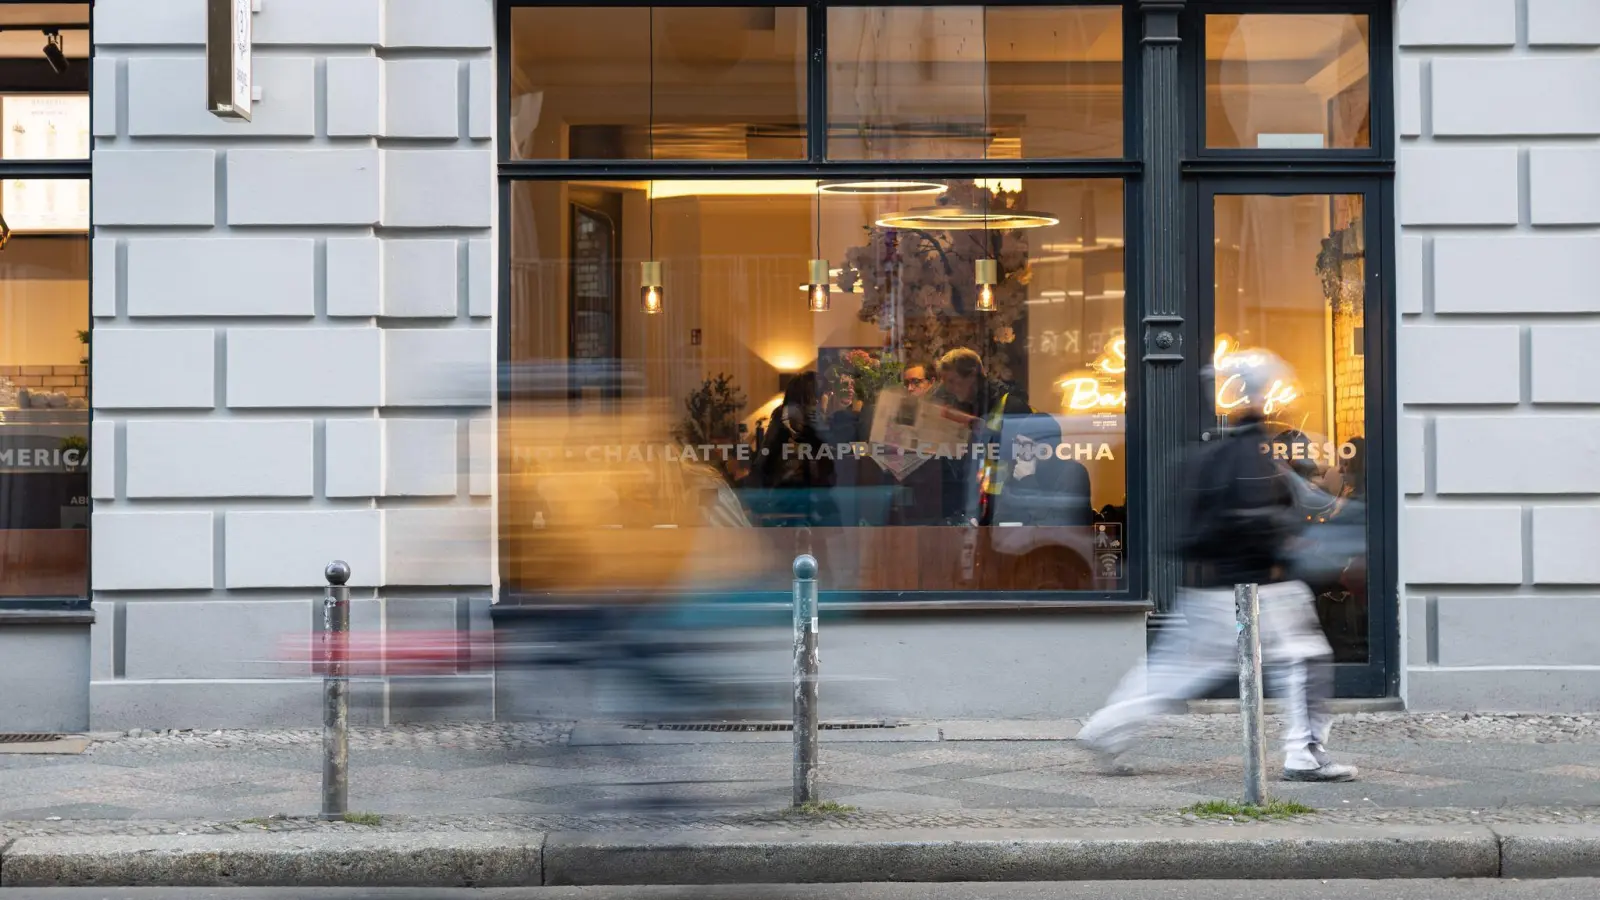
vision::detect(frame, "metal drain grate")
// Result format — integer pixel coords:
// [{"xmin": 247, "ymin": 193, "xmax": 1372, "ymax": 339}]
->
[
  {"xmin": 626, "ymin": 722, "xmax": 898, "ymax": 733},
  {"xmin": 0, "ymin": 733, "xmax": 64, "ymax": 743}
]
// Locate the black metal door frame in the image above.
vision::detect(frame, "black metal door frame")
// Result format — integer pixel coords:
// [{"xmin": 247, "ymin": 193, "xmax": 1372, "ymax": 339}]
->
[{"xmin": 1187, "ymin": 176, "xmax": 1395, "ymax": 698}]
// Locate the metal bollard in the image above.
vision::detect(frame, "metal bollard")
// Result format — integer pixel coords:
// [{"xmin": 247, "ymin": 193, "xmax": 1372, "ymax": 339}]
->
[
  {"xmin": 792, "ymin": 554, "xmax": 820, "ymax": 807},
  {"xmin": 1235, "ymin": 582, "xmax": 1267, "ymax": 806},
  {"xmin": 321, "ymin": 560, "xmax": 351, "ymax": 820}
]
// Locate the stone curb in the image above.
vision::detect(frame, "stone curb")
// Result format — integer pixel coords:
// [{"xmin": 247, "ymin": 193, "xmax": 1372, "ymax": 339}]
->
[
  {"xmin": 0, "ymin": 831, "xmax": 545, "ymax": 888},
  {"xmin": 542, "ymin": 826, "xmax": 1499, "ymax": 885},
  {"xmin": 5, "ymin": 824, "xmax": 1600, "ymax": 887},
  {"xmin": 1498, "ymin": 825, "xmax": 1600, "ymax": 879}
]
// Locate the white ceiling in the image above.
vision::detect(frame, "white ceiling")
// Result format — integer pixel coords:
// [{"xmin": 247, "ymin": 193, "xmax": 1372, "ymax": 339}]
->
[{"xmin": 0, "ymin": 2, "xmax": 88, "ymax": 59}]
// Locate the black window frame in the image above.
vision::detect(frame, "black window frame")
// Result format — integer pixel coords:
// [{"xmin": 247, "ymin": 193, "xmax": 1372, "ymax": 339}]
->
[
  {"xmin": 494, "ymin": 0, "xmax": 1397, "ymax": 640},
  {"xmin": 497, "ymin": 0, "xmax": 1146, "ymax": 610},
  {"xmin": 1179, "ymin": 0, "xmax": 1397, "ymax": 697},
  {"xmin": 1185, "ymin": 0, "xmax": 1392, "ymax": 162},
  {"xmin": 0, "ymin": 0, "xmax": 93, "ymax": 612}
]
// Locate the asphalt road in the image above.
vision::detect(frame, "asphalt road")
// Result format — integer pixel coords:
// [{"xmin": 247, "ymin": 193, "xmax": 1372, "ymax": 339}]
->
[{"xmin": 5, "ymin": 884, "xmax": 1600, "ymax": 900}]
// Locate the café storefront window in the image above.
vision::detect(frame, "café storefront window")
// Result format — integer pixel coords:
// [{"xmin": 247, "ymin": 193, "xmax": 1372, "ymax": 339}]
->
[
  {"xmin": 506, "ymin": 177, "xmax": 1129, "ymax": 597},
  {"xmin": 501, "ymin": 4, "xmax": 1135, "ymax": 603},
  {"xmin": 498, "ymin": 1, "xmax": 1393, "ymax": 670},
  {"xmin": 0, "ymin": 3, "xmax": 90, "ymax": 607}
]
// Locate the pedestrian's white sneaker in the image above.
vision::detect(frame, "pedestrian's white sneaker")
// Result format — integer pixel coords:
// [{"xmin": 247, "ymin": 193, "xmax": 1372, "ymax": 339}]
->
[
  {"xmin": 1282, "ymin": 742, "xmax": 1357, "ymax": 782},
  {"xmin": 1077, "ymin": 730, "xmax": 1136, "ymax": 776},
  {"xmin": 1282, "ymin": 761, "xmax": 1358, "ymax": 783}
]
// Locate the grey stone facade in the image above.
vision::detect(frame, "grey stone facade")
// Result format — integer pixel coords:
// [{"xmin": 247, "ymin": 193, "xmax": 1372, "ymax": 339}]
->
[
  {"xmin": 1398, "ymin": 0, "xmax": 1600, "ymax": 710},
  {"xmin": 11, "ymin": 0, "xmax": 1587, "ymax": 730},
  {"xmin": 88, "ymin": 0, "xmax": 496, "ymax": 728}
]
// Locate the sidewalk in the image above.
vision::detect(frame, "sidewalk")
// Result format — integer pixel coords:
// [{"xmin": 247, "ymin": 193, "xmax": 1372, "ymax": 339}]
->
[{"xmin": 2, "ymin": 713, "xmax": 1600, "ymax": 886}]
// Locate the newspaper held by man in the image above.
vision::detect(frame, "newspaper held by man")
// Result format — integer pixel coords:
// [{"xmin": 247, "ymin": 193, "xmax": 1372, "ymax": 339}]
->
[{"xmin": 867, "ymin": 386, "xmax": 979, "ymax": 481}]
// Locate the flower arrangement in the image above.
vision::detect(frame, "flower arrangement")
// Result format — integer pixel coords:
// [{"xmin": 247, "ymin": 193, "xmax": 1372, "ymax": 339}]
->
[
  {"xmin": 826, "ymin": 348, "xmax": 905, "ymax": 407},
  {"xmin": 837, "ymin": 180, "xmax": 1031, "ymax": 382}
]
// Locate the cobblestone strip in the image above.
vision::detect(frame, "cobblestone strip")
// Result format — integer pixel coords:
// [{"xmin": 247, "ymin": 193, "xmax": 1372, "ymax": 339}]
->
[
  {"xmin": 88, "ymin": 721, "xmax": 574, "ymax": 753},
  {"xmin": 4, "ymin": 806, "xmax": 1599, "ymax": 841},
  {"xmin": 83, "ymin": 713, "xmax": 1600, "ymax": 753}
]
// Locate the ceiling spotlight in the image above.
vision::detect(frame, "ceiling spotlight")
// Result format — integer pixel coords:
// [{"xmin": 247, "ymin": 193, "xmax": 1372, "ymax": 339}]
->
[{"xmin": 43, "ymin": 30, "xmax": 68, "ymax": 75}]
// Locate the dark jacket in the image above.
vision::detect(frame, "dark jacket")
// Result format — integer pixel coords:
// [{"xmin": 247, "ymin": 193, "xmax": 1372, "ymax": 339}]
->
[
  {"xmin": 758, "ymin": 405, "xmax": 834, "ymax": 490},
  {"xmin": 1177, "ymin": 415, "xmax": 1303, "ymax": 589}
]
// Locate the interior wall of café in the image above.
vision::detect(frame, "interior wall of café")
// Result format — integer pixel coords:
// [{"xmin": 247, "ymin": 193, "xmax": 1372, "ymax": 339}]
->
[{"xmin": 0, "ymin": 238, "xmax": 89, "ymax": 368}]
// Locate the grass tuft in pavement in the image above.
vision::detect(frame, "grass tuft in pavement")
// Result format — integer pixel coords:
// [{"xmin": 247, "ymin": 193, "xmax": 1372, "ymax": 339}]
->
[
  {"xmin": 1183, "ymin": 798, "xmax": 1315, "ymax": 820},
  {"xmin": 341, "ymin": 811, "xmax": 383, "ymax": 826},
  {"xmin": 786, "ymin": 800, "xmax": 856, "ymax": 817}
]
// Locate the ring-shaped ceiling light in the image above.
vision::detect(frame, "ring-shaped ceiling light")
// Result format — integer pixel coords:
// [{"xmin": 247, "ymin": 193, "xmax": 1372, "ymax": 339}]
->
[
  {"xmin": 875, "ymin": 206, "xmax": 1059, "ymax": 231},
  {"xmin": 817, "ymin": 179, "xmax": 949, "ymax": 196}
]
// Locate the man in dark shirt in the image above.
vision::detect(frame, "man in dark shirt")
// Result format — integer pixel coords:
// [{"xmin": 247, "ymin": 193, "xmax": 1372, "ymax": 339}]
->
[
  {"xmin": 930, "ymin": 348, "xmax": 1031, "ymax": 525},
  {"xmin": 1076, "ymin": 349, "xmax": 1356, "ymax": 783}
]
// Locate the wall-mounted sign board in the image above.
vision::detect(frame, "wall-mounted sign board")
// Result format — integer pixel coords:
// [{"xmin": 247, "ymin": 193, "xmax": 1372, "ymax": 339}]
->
[{"xmin": 207, "ymin": 0, "xmax": 252, "ymax": 121}]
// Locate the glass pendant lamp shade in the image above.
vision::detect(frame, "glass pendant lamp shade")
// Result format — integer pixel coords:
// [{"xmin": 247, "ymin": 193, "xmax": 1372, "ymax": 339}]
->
[
  {"xmin": 640, "ymin": 260, "xmax": 663, "ymax": 314},
  {"xmin": 806, "ymin": 259, "xmax": 831, "ymax": 312},
  {"xmin": 974, "ymin": 258, "xmax": 998, "ymax": 312}
]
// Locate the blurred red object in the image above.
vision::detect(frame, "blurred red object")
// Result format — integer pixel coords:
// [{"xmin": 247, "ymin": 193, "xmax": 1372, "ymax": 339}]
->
[{"xmin": 278, "ymin": 631, "xmax": 496, "ymax": 676}]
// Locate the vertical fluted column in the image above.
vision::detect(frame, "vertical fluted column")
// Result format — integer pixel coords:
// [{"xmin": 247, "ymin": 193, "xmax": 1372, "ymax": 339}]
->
[{"xmin": 1139, "ymin": 1, "xmax": 1187, "ymax": 615}]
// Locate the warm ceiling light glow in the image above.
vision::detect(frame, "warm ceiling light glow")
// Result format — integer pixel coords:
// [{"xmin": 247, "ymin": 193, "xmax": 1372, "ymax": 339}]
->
[
  {"xmin": 876, "ymin": 206, "xmax": 1059, "ymax": 231},
  {"xmin": 817, "ymin": 180, "xmax": 949, "ymax": 196},
  {"xmin": 646, "ymin": 180, "xmax": 819, "ymax": 199}
]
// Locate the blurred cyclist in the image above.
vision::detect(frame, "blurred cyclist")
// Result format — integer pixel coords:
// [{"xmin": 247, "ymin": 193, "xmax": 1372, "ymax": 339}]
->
[{"xmin": 1076, "ymin": 349, "xmax": 1357, "ymax": 783}]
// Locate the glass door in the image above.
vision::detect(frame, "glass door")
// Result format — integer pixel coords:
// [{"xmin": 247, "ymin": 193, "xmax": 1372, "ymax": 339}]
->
[{"xmin": 1195, "ymin": 182, "xmax": 1389, "ymax": 696}]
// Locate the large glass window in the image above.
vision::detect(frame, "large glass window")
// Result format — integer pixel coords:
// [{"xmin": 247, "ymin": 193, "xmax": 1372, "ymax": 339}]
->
[
  {"xmin": 828, "ymin": 6, "xmax": 1123, "ymax": 159},
  {"xmin": 508, "ymin": 6, "xmax": 809, "ymax": 160},
  {"xmin": 504, "ymin": 178, "xmax": 1128, "ymax": 597},
  {"xmin": 0, "ymin": 3, "xmax": 90, "ymax": 604},
  {"xmin": 1205, "ymin": 14, "xmax": 1371, "ymax": 150},
  {"xmin": 1211, "ymin": 193, "xmax": 1369, "ymax": 663}
]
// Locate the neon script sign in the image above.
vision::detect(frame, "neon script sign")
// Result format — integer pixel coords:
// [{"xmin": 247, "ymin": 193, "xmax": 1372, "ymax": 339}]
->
[{"xmin": 1058, "ymin": 337, "xmax": 1300, "ymax": 415}]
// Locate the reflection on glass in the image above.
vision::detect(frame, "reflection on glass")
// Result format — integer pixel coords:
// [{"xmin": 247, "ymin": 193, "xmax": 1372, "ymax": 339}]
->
[
  {"xmin": 828, "ymin": 6, "xmax": 1123, "ymax": 159},
  {"xmin": 504, "ymin": 178, "xmax": 1128, "ymax": 597},
  {"xmin": 0, "ymin": 236, "xmax": 89, "ymax": 601},
  {"xmin": 1205, "ymin": 15, "xmax": 1371, "ymax": 150},
  {"xmin": 1213, "ymin": 194, "xmax": 1368, "ymax": 662},
  {"xmin": 508, "ymin": 7, "xmax": 808, "ymax": 160}
]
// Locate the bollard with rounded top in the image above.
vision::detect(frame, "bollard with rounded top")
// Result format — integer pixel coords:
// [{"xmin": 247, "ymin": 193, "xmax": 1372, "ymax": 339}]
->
[
  {"xmin": 792, "ymin": 553, "xmax": 820, "ymax": 807},
  {"xmin": 325, "ymin": 560, "xmax": 351, "ymax": 586},
  {"xmin": 793, "ymin": 554, "xmax": 818, "ymax": 582},
  {"xmin": 321, "ymin": 561, "xmax": 351, "ymax": 820}
]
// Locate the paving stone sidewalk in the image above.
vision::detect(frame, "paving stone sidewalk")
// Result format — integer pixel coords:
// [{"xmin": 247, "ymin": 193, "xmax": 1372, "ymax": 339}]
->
[{"xmin": 4, "ymin": 713, "xmax": 1600, "ymax": 840}]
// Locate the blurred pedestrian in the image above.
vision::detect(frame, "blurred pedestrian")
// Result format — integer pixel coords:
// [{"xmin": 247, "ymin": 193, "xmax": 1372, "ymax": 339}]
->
[{"xmin": 1076, "ymin": 349, "xmax": 1357, "ymax": 783}]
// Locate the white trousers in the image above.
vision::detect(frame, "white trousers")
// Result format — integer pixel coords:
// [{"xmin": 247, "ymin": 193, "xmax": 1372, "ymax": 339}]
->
[{"xmin": 1080, "ymin": 581, "xmax": 1336, "ymax": 765}]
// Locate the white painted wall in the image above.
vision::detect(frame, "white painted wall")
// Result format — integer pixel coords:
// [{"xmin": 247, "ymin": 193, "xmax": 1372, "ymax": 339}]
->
[
  {"xmin": 1397, "ymin": 0, "xmax": 1600, "ymax": 710},
  {"xmin": 89, "ymin": 0, "xmax": 497, "ymax": 728}
]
